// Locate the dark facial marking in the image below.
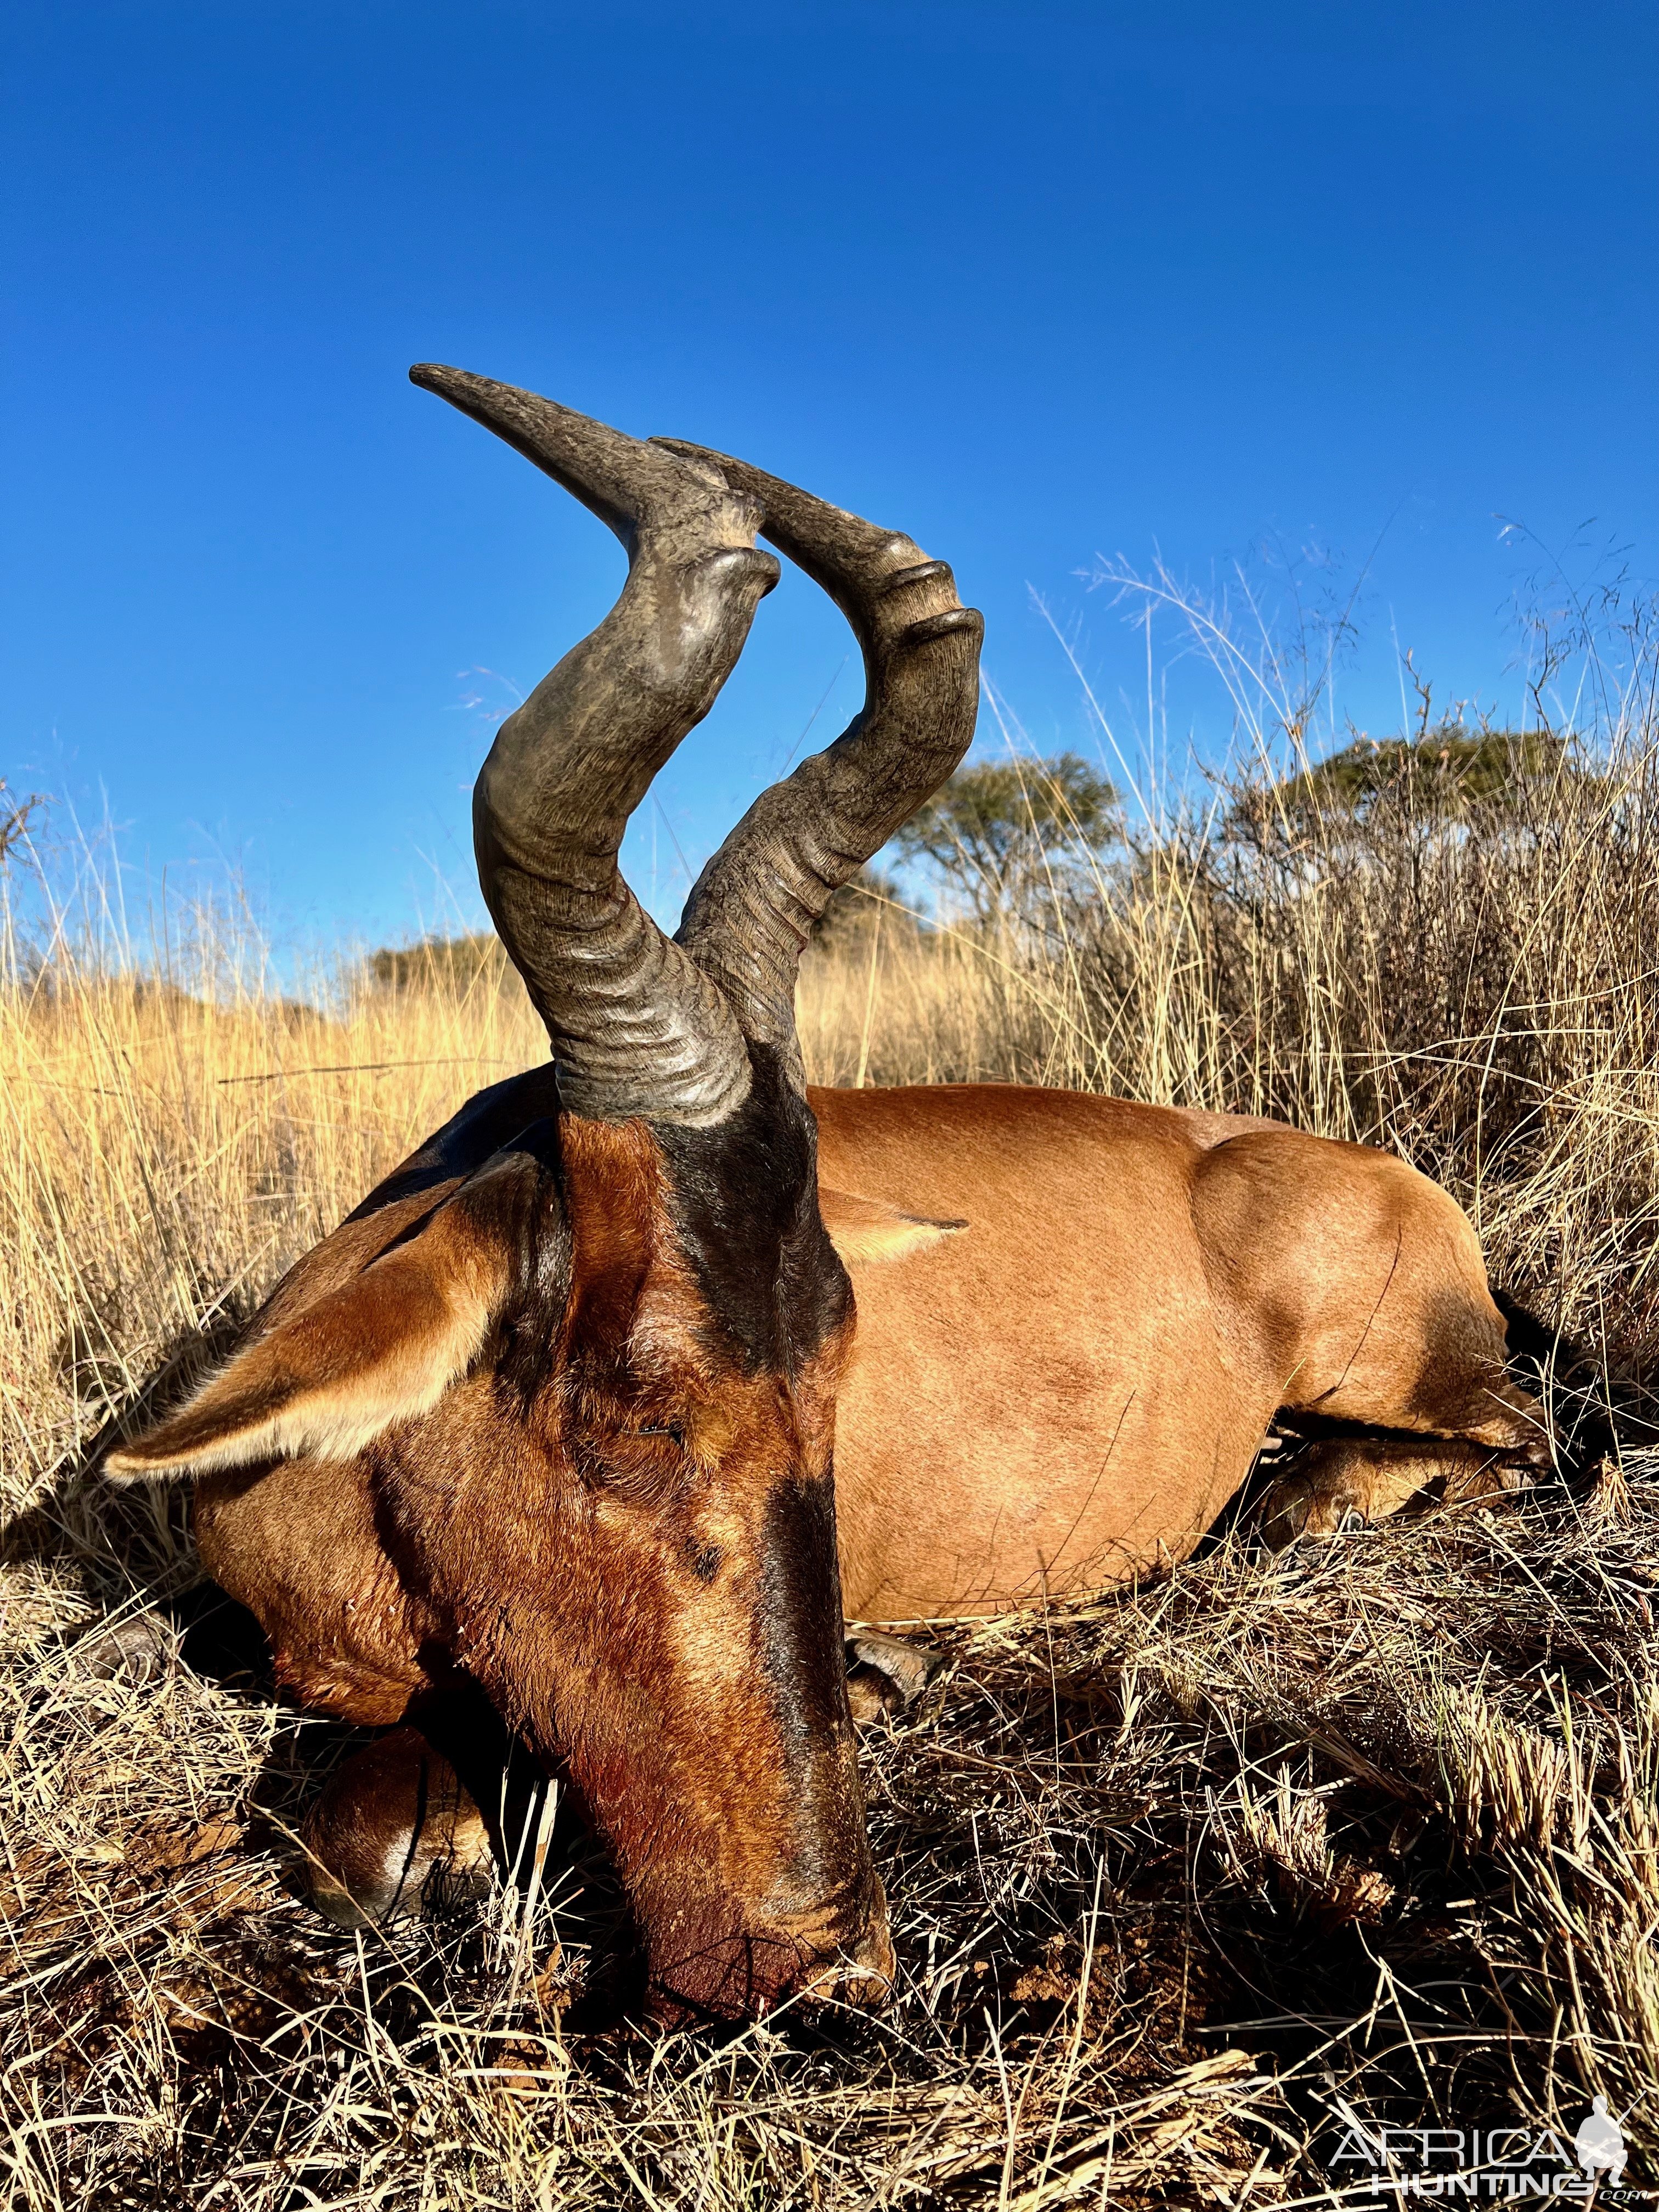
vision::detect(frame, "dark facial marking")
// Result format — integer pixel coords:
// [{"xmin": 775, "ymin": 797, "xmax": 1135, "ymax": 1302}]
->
[
  {"xmin": 687, "ymin": 1541, "xmax": 723, "ymax": 1584},
  {"xmin": 754, "ymin": 1468, "xmax": 870, "ymax": 1912},
  {"xmin": 652, "ymin": 1046, "xmax": 851, "ymax": 1376},
  {"xmin": 486, "ymin": 1118, "xmax": 575, "ymax": 1409},
  {"xmin": 759, "ymin": 1470, "xmax": 849, "ymax": 1748}
]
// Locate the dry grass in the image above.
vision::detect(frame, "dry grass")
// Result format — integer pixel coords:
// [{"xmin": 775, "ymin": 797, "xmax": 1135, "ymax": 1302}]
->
[{"xmin": 6, "ymin": 588, "xmax": 1659, "ymax": 2204}]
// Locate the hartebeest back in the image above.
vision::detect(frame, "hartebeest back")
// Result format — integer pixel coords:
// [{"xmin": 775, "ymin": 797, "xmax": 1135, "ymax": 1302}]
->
[{"xmin": 106, "ymin": 371, "xmax": 1549, "ymax": 2019}]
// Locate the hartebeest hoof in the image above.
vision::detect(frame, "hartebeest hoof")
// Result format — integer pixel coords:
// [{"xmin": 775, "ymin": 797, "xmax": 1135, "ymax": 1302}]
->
[
  {"xmin": 845, "ymin": 1628, "xmax": 947, "ymax": 1723},
  {"xmin": 301, "ymin": 1726, "xmax": 493, "ymax": 1928}
]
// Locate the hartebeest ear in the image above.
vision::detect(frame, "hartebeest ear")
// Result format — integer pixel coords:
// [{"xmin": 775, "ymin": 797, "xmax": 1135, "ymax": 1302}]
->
[
  {"xmin": 105, "ymin": 1151, "xmax": 547, "ymax": 1482},
  {"xmin": 818, "ymin": 1187, "xmax": 967, "ymax": 1265}
]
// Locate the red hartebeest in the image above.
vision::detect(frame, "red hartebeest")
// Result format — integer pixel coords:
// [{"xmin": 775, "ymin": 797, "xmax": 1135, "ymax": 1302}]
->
[{"xmin": 106, "ymin": 370, "xmax": 1550, "ymax": 2018}]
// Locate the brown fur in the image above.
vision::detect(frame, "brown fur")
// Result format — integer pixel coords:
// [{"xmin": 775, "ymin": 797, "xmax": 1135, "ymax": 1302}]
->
[
  {"xmin": 815, "ymin": 1085, "xmax": 1544, "ymax": 1616},
  {"xmin": 117, "ymin": 1111, "xmax": 884, "ymax": 2015},
  {"xmin": 105, "ymin": 1079, "xmax": 1544, "ymax": 2012},
  {"xmin": 302, "ymin": 1725, "xmax": 494, "ymax": 1927}
]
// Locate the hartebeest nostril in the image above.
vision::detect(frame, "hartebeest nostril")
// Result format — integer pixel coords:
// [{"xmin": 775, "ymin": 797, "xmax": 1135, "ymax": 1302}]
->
[
  {"xmin": 771, "ymin": 1877, "xmax": 895, "ymax": 2012},
  {"xmin": 847, "ymin": 1913, "xmax": 897, "ymax": 1996}
]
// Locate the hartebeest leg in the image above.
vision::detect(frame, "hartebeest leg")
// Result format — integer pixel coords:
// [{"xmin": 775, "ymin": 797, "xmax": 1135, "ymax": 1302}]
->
[
  {"xmin": 845, "ymin": 1628, "xmax": 947, "ymax": 1723},
  {"xmin": 1257, "ymin": 1307, "xmax": 1552, "ymax": 1548},
  {"xmin": 1259, "ymin": 1433, "xmax": 1528, "ymax": 1549},
  {"xmin": 1192, "ymin": 1127, "xmax": 1558, "ymax": 1551},
  {"xmin": 301, "ymin": 1725, "xmax": 495, "ymax": 1927}
]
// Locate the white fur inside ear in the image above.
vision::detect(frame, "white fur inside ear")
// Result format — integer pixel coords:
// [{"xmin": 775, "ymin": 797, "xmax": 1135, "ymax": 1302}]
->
[
  {"xmin": 107, "ymin": 1299, "xmax": 492, "ymax": 1480},
  {"xmin": 819, "ymin": 1187, "xmax": 968, "ymax": 1266},
  {"xmin": 103, "ymin": 1227, "xmax": 509, "ymax": 1482}
]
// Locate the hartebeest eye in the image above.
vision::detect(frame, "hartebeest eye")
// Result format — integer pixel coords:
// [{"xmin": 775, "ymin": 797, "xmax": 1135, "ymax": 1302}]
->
[{"xmin": 574, "ymin": 1415, "xmax": 692, "ymax": 1502}]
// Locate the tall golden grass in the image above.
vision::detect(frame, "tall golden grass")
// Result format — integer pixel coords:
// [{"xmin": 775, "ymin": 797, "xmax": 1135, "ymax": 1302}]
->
[
  {"xmin": 8, "ymin": 778, "xmax": 1659, "ymax": 1520},
  {"xmin": 0, "ymin": 895, "xmax": 544, "ymax": 1521},
  {"xmin": 4, "ymin": 584, "xmax": 1659, "ymax": 2204}
]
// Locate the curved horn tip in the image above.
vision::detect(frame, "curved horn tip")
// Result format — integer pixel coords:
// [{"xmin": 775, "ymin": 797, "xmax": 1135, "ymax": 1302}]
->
[{"xmin": 409, "ymin": 362, "xmax": 475, "ymax": 400}]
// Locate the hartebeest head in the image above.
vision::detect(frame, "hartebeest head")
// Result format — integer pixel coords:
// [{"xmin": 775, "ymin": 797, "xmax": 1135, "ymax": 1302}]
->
[{"xmin": 106, "ymin": 369, "xmax": 983, "ymax": 2016}]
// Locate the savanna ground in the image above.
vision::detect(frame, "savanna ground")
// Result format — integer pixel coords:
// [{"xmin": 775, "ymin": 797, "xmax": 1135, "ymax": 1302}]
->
[{"xmin": 5, "ymin": 567, "xmax": 1659, "ymax": 2207}]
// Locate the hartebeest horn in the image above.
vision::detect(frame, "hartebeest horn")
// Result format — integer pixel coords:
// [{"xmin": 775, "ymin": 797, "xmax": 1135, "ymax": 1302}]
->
[
  {"xmin": 410, "ymin": 365, "xmax": 780, "ymax": 1125},
  {"xmin": 657, "ymin": 440, "xmax": 984, "ymax": 1084}
]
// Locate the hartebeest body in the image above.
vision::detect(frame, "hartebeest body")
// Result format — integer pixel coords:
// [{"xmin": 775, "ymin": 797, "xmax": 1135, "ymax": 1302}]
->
[{"xmin": 108, "ymin": 371, "xmax": 1548, "ymax": 2017}]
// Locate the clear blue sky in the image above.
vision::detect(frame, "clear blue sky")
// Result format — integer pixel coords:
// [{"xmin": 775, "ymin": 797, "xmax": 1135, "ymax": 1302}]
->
[{"xmin": 5, "ymin": 2, "xmax": 1655, "ymax": 949}]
